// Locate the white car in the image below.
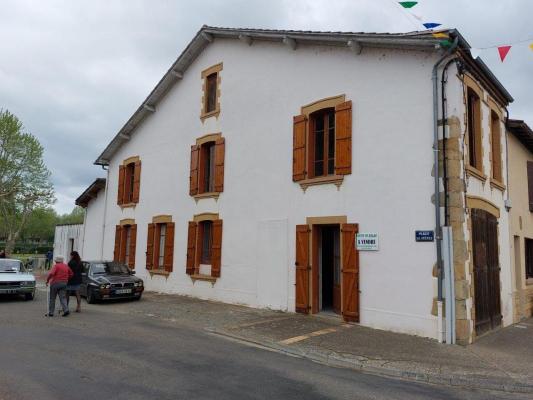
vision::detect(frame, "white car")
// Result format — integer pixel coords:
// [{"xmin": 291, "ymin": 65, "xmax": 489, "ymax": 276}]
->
[{"xmin": 0, "ymin": 258, "xmax": 36, "ymax": 300}]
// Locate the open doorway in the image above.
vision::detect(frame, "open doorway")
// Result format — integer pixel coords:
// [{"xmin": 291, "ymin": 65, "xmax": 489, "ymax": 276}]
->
[{"xmin": 316, "ymin": 225, "xmax": 341, "ymax": 315}]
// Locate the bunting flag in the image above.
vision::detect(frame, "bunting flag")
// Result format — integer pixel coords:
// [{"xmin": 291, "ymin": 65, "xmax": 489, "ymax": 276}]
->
[
  {"xmin": 432, "ymin": 33, "xmax": 449, "ymax": 39},
  {"xmin": 498, "ymin": 45, "xmax": 512, "ymax": 62},
  {"xmin": 423, "ymin": 23, "xmax": 442, "ymax": 29},
  {"xmin": 399, "ymin": 1, "xmax": 418, "ymax": 8}
]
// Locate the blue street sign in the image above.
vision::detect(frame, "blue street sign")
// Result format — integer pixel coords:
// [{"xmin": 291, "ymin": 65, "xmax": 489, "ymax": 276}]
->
[{"xmin": 415, "ymin": 230, "xmax": 434, "ymax": 242}]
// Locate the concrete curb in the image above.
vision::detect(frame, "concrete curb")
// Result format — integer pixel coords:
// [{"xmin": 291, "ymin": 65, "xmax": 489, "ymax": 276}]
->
[{"xmin": 208, "ymin": 328, "xmax": 533, "ymax": 394}]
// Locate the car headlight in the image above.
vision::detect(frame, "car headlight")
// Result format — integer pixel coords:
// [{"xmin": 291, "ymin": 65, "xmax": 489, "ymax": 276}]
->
[
  {"xmin": 100, "ymin": 284, "xmax": 110, "ymax": 289},
  {"xmin": 21, "ymin": 281, "xmax": 35, "ymax": 286},
  {"xmin": 135, "ymin": 281, "xmax": 143, "ymax": 287}
]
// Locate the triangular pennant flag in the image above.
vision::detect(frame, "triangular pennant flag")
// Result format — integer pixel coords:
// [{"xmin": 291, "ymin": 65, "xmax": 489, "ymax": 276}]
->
[
  {"xmin": 497, "ymin": 45, "xmax": 512, "ymax": 62},
  {"xmin": 423, "ymin": 23, "xmax": 442, "ymax": 29},
  {"xmin": 432, "ymin": 33, "xmax": 449, "ymax": 39},
  {"xmin": 399, "ymin": 1, "xmax": 418, "ymax": 8},
  {"xmin": 440, "ymin": 40, "xmax": 454, "ymax": 49},
  {"xmin": 469, "ymin": 48, "xmax": 482, "ymax": 59}
]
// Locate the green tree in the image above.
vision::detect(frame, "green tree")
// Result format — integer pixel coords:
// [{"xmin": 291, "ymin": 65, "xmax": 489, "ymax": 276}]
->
[
  {"xmin": 57, "ymin": 206, "xmax": 85, "ymax": 225},
  {"xmin": 21, "ymin": 207, "xmax": 58, "ymax": 242},
  {"xmin": 0, "ymin": 110, "xmax": 54, "ymax": 254}
]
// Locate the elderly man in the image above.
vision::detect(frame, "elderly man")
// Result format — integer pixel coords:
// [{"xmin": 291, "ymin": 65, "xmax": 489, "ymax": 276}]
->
[{"xmin": 45, "ymin": 255, "xmax": 73, "ymax": 317}]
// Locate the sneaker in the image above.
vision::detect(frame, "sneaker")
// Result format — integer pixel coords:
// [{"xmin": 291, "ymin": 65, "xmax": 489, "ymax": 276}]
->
[{"xmin": 62, "ymin": 311, "xmax": 70, "ymax": 317}]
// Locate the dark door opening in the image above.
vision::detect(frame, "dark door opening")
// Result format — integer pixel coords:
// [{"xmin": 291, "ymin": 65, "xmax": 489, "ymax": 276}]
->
[{"xmin": 319, "ymin": 226, "xmax": 341, "ymax": 314}]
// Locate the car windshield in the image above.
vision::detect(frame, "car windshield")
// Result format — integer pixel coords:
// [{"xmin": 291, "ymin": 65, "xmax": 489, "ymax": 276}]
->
[
  {"xmin": 0, "ymin": 259, "xmax": 22, "ymax": 272},
  {"xmin": 91, "ymin": 262, "xmax": 129, "ymax": 275}
]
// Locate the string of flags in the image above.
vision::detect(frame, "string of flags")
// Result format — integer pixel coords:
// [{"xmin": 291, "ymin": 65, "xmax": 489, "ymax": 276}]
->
[{"xmin": 396, "ymin": 1, "xmax": 533, "ymax": 62}]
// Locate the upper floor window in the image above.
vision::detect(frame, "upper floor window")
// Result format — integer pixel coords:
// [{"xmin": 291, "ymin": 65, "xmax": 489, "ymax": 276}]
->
[
  {"xmin": 293, "ymin": 96, "xmax": 352, "ymax": 185},
  {"xmin": 309, "ymin": 108, "xmax": 335, "ymax": 178},
  {"xmin": 146, "ymin": 216, "xmax": 175, "ymax": 273},
  {"xmin": 490, "ymin": 110, "xmax": 503, "ymax": 183},
  {"xmin": 114, "ymin": 221, "xmax": 137, "ymax": 269},
  {"xmin": 190, "ymin": 134, "xmax": 225, "ymax": 197},
  {"xmin": 201, "ymin": 63, "xmax": 223, "ymax": 121},
  {"xmin": 467, "ymin": 88, "xmax": 482, "ymax": 171},
  {"xmin": 117, "ymin": 157, "xmax": 141, "ymax": 206}
]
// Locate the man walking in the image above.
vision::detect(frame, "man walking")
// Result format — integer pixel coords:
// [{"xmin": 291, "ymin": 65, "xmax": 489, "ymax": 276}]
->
[
  {"xmin": 45, "ymin": 250, "xmax": 53, "ymax": 269},
  {"xmin": 45, "ymin": 255, "xmax": 73, "ymax": 317}
]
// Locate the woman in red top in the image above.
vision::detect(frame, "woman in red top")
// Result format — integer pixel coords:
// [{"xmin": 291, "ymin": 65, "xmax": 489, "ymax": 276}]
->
[{"xmin": 45, "ymin": 255, "xmax": 73, "ymax": 317}]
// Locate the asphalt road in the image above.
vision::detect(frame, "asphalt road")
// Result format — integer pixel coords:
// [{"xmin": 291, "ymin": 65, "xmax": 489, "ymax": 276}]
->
[{"xmin": 0, "ymin": 287, "xmax": 527, "ymax": 400}]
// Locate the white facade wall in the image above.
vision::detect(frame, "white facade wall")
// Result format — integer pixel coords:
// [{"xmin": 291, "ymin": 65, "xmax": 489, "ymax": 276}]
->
[
  {"xmin": 97, "ymin": 39, "xmax": 443, "ymax": 338},
  {"xmin": 53, "ymin": 224, "xmax": 84, "ymax": 260},
  {"xmin": 81, "ymin": 187, "xmax": 107, "ymax": 261}
]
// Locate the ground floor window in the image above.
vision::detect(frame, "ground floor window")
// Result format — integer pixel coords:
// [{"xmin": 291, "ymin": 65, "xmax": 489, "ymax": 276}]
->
[
  {"xmin": 525, "ymin": 238, "xmax": 533, "ymax": 279},
  {"xmin": 186, "ymin": 215, "xmax": 222, "ymax": 278},
  {"xmin": 146, "ymin": 218, "xmax": 174, "ymax": 273},
  {"xmin": 114, "ymin": 223, "xmax": 137, "ymax": 269}
]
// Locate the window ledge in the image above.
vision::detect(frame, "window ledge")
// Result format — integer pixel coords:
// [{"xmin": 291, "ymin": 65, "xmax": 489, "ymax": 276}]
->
[
  {"xmin": 120, "ymin": 202, "xmax": 137, "ymax": 209},
  {"xmin": 299, "ymin": 175, "xmax": 344, "ymax": 192},
  {"xmin": 190, "ymin": 274, "xmax": 217, "ymax": 286},
  {"xmin": 193, "ymin": 192, "xmax": 221, "ymax": 202},
  {"xmin": 466, "ymin": 166, "xmax": 487, "ymax": 183},
  {"xmin": 148, "ymin": 269, "xmax": 170, "ymax": 278},
  {"xmin": 490, "ymin": 179, "xmax": 506, "ymax": 192},
  {"xmin": 200, "ymin": 109, "xmax": 220, "ymax": 122}
]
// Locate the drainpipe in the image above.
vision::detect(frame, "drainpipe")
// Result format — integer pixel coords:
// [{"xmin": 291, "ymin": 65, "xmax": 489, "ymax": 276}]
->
[
  {"xmin": 504, "ymin": 108, "xmax": 512, "ymax": 212},
  {"xmin": 432, "ymin": 37, "xmax": 459, "ymax": 343}
]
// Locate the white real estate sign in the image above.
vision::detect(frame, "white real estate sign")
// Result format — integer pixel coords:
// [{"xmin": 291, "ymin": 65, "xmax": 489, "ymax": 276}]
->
[{"xmin": 356, "ymin": 233, "xmax": 379, "ymax": 251}]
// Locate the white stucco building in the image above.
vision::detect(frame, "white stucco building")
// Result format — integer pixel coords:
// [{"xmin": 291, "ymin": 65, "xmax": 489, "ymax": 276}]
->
[{"xmin": 79, "ymin": 26, "xmax": 516, "ymax": 344}]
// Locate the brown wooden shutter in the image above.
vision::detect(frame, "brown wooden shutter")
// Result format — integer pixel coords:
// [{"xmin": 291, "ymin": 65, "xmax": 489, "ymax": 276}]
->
[
  {"xmin": 113, "ymin": 225, "xmax": 122, "ymax": 262},
  {"xmin": 214, "ymin": 137, "xmax": 225, "ymax": 193},
  {"xmin": 128, "ymin": 224, "xmax": 137, "ymax": 269},
  {"xmin": 295, "ymin": 225, "xmax": 310, "ymax": 313},
  {"xmin": 117, "ymin": 165, "xmax": 125, "ymax": 205},
  {"xmin": 335, "ymin": 101, "xmax": 352, "ymax": 175},
  {"xmin": 163, "ymin": 222, "xmax": 175, "ymax": 272},
  {"xmin": 211, "ymin": 220, "xmax": 223, "ymax": 278},
  {"xmin": 186, "ymin": 221, "xmax": 197, "ymax": 275},
  {"xmin": 293, "ymin": 115, "xmax": 307, "ymax": 181},
  {"xmin": 132, "ymin": 160, "xmax": 141, "ymax": 203},
  {"xmin": 146, "ymin": 223, "xmax": 155, "ymax": 270},
  {"xmin": 341, "ymin": 223, "xmax": 359, "ymax": 322},
  {"xmin": 528, "ymin": 161, "xmax": 533, "ymax": 212},
  {"xmin": 190, "ymin": 145, "xmax": 200, "ymax": 196}
]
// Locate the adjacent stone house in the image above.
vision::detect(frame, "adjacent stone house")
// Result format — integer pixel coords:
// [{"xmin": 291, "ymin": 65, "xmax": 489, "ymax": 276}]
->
[
  {"xmin": 507, "ymin": 120, "xmax": 533, "ymax": 321},
  {"xmin": 79, "ymin": 26, "xmax": 517, "ymax": 344}
]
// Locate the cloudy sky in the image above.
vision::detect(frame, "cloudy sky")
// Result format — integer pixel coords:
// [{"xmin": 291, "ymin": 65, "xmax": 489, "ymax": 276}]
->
[{"xmin": 1, "ymin": 0, "xmax": 532, "ymax": 214}]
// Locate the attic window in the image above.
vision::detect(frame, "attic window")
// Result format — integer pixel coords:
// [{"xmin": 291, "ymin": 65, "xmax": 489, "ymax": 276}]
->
[{"xmin": 201, "ymin": 63, "xmax": 222, "ymax": 121}]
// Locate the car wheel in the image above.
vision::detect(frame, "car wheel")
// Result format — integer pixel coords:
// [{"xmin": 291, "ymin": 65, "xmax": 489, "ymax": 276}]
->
[
  {"xmin": 24, "ymin": 293, "xmax": 34, "ymax": 301},
  {"xmin": 133, "ymin": 295, "xmax": 142, "ymax": 301},
  {"xmin": 86, "ymin": 288, "xmax": 96, "ymax": 304}
]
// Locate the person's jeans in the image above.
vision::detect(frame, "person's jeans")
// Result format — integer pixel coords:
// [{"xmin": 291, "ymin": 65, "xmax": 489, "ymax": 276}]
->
[{"xmin": 49, "ymin": 282, "xmax": 68, "ymax": 315}]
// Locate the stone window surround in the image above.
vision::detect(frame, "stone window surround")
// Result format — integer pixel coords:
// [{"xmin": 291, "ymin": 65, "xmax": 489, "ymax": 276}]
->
[
  {"xmin": 194, "ymin": 133, "xmax": 222, "ymax": 201},
  {"xmin": 148, "ymin": 214, "xmax": 173, "ymax": 278},
  {"xmin": 298, "ymin": 94, "xmax": 346, "ymax": 191},
  {"xmin": 200, "ymin": 63, "xmax": 223, "ymax": 121},
  {"xmin": 190, "ymin": 212, "xmax": 220, "ymax": 285},
  {"xmin": 120, "ymin": 155, "xmax": 140, "ymax": 209},
  {"xmin": 487, "ymin": 98, "xmax": 506, "ymax": 192}
]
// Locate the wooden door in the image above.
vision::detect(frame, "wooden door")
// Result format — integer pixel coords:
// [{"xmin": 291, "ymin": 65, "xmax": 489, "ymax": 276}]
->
[
  {"xmin": 341, "ymin": 223, "xmax": 359, "ymax": 322},
  {"xmin": 472, "ymin": 209, "xmax": 502, "ymax": 335},
  {"xmin": 295, "ymin": 225, "xmax": 310, "ymax": 314}
]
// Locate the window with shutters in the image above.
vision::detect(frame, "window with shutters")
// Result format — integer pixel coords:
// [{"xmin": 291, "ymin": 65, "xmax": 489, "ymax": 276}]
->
[
  {"xmin": 293, "ymin": 95, "xmax": 352, "ymax": 190},
  {"xmin": 186, "ymin": 213, "xmax": 222, "ymax": 281},
  {"xmin": 490, "ymin": 110, "xmax": 504, "ymax": 189},
  {"xmin": 526, "ymin": 238, "xmax": 533, "ymax": 280},
  {"xmin": 117, "ymin": 156, "xmax": 141, "ymax": 206},
  {"xmin": 113, "ymin": 221, "xmax": 137, "ymax": 269},
  {"xmin": 466, "ymin": 87, "xmax": 484, "ymax": 178},
  {"xmin": 200, "ymin": 63, "xmax": 222, "ymax": 121},
  {"xmin": 146, "ymin": 216, "xmax": 174, "ymax": 274},
  {"xmin": 190, "ymin": 133, "xmax": 225, "ymax": 199}
]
